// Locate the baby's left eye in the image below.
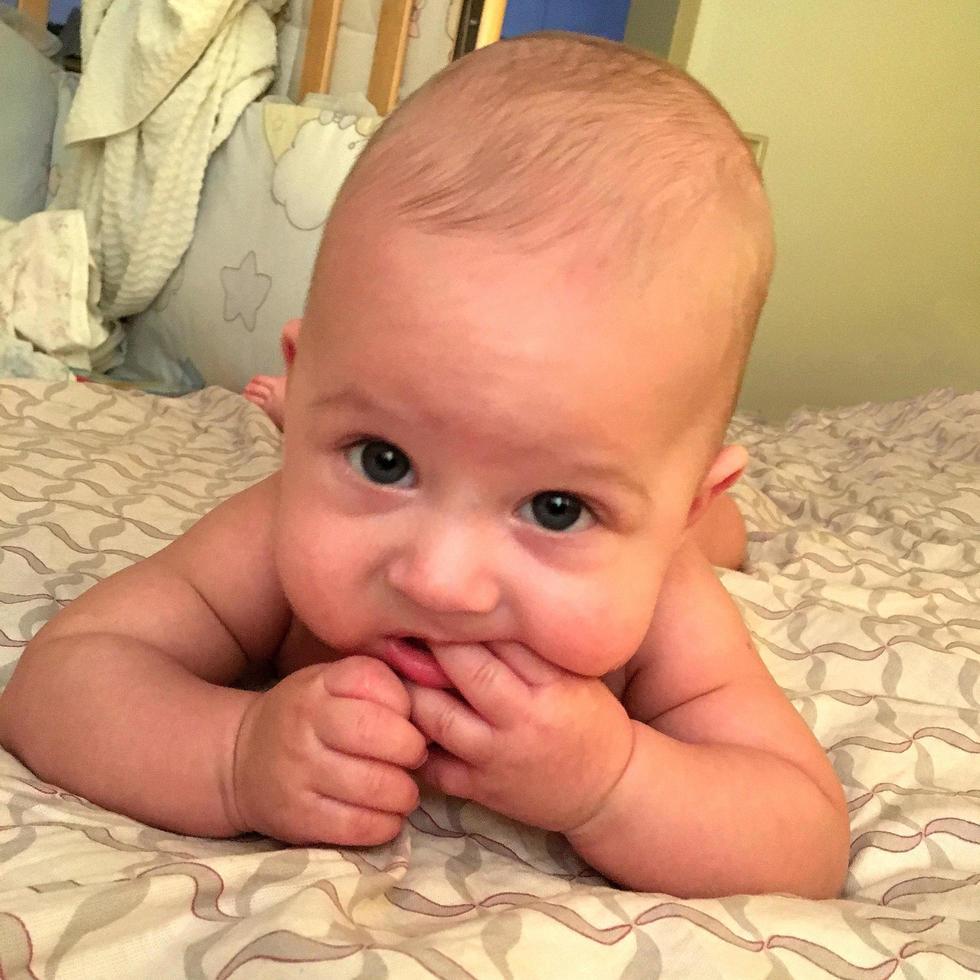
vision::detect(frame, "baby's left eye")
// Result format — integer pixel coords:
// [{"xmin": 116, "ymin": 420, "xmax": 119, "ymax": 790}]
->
[
  {"xmin": 346, "ymin": 439, "xmax": 415, "ymax": 487},
  {"xmin": 519, "ymin": 492, "xmax": 595, "ymax": 533}
]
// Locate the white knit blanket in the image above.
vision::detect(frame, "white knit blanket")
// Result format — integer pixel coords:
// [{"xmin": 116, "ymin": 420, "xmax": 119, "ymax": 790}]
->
[{"xmin": 52, "ymin": 0, "xmax": 285, "ymax": 327}]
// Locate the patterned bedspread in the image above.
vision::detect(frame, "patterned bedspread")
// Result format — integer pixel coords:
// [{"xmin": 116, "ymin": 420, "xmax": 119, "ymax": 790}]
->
[{"xmin": 1, "ymin": 378, "xmax": 978, "ymax": 978}]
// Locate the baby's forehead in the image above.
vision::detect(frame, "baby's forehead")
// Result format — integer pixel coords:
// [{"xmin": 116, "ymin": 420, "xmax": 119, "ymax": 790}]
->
[
  {"xmin": 307, "ymin": 35, "xmax": 764, "ymax": 466},
  {"xmin": 309, "ymin": 247, "xmax": 710, "ymax": 441},
  {"xmin": 314, "ymin": 194, "xmax": 735, "ymax": 380}
]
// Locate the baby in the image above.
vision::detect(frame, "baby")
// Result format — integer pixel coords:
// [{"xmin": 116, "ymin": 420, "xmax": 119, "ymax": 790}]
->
[{"xmin": 0, "ymin": 34, "xmax": 848, "ymax": 899}]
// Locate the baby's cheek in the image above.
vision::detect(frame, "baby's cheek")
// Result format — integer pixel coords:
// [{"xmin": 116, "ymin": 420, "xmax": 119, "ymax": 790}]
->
[
  {"xmin": 534, "ymin": 595, "xmax": 651, "ymax": 677},
  {"xmin": 277, "ymin": 516, "xmax": 358, "ymax": 627}
]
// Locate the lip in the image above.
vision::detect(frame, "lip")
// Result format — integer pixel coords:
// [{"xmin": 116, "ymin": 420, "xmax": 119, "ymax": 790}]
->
[{"xmin": 377, "ymin": 636, "xmax": 454, "ymax": 689}]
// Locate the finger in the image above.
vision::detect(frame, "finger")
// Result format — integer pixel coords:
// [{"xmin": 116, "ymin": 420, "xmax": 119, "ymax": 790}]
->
[
  {"xmin": 407, "ymin": 683, "xmax": 493, "ymax": 762},
  {"xmin": 416, "ymin": 746, "xmax": 476, "ymax": 802},
  {"xmin": 488, "ymin": 640, "xmax": 567, "ymax": 686},
  {"xmin": 318, "ymin": 656, "xmax": 411, "ymax": 717},
  {"xmin": 281, "ymin": 793, "xmax": 405, "ymax": 847},
  {"xmin": 430, "ymin": 643, "xmax": 526, "ymax": 724},
  {"xmin": 312, "ymin": 746, "xmax": 420, "ymax": 815},
  {"xmin": 313, "ymin": 695, "xmax": 428, "ymax": 768}
]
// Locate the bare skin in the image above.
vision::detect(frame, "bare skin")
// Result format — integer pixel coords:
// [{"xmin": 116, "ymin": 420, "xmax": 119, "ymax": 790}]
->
[
  {"xmin": 242, "ymin": 374, "xmax": 287, "ymax": 429},
  {"xmin": 0, "ymin": 214, "xmax": 847, "ymax": 899},
  {"xmin": 242, "ymin": 321, "xmax": 299, "ymax": 431},
  {"xmin": 245, "ymin": 319, "xmax": 750, "ymax": 570},
  {"xmin": 0, "ymin": 35, "xmax": 846, "ymax": 899}
]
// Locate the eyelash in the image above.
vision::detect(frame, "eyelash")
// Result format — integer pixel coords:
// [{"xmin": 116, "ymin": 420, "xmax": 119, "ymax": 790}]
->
[{"xmin": 341, "ymin": 437, "xmax": 605, "ymax": 532}]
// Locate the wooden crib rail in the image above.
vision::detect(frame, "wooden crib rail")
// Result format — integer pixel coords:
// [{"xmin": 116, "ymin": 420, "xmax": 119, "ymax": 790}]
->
[
  {"xmin": 16, "ymin": 0, "xmax": 50, "ymax": 26},
  {"xmin": 475, "ymin": 0, "xmax": 506, "ymax": 49},
  {"xmin": 366, "ymin": 0, "xmax": 413, "ymax": 115},
  {"xmin": 300, "ymin": 0, "xmax": 507, "ymax": 114},
  {"xmin": 298, "ymin": 0, "xmax": 344, "ymax": 102},
  {"xmin": 16, "ymin": 0, "xmax": 506, "ymax": 111},
  {"xmin": 299, "ymin": 0, "xmax": 413, "ymax": 113}
]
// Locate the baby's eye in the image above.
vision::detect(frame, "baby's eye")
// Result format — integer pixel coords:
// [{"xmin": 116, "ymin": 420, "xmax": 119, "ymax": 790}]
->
[
  {"xmin": 520, "ymin": 492, "xmax": 595, "ymax": 533},
  {"xmin": 347, "ymin": 439, "xmax": 415, "ymax": 487}
]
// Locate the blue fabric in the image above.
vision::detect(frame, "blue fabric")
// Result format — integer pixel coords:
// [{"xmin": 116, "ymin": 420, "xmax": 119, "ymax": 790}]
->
[{"xmin": 501, "ymin": 0, "xmax": 630, "ymax": 42}]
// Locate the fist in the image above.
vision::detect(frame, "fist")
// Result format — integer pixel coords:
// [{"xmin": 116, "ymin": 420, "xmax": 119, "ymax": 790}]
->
[
  {"xmin": 231, "ymin": 656, "xmax": 427, "ymax": 846},
  {"xmin": 407, "ymin": 641, "xmax": 636, "ymax": 834}
]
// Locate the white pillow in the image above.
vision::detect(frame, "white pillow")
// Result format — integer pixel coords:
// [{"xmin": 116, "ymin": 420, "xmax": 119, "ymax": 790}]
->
[{"xmin": 126, "ymin": 99, "xmax": 378, "ymax": 392}]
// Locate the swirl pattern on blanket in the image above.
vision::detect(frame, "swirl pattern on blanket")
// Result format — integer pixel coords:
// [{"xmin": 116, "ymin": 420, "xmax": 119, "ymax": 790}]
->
[{"xmin": 0, "ymin": 379, "xmax": 978, "ymax": 978}]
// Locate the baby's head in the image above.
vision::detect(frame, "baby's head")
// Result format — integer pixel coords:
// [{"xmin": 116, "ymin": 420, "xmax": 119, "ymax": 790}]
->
[
  {"xmin": 337, "ymin": 31, "xmax": 772, "ymax": 446},
  {"xmin": 276, "ymin": 33, "xmax": 773, "ymax": 681}
]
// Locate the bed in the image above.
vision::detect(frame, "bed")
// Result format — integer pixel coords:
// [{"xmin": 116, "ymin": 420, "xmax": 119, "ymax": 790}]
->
[
  {"xmin": 1, "ymin": 378, "xmax": 978, "ymax": 977},
  {"xmin": 3, "ymin": 1, "xmax": 980, "ymax": 975}
]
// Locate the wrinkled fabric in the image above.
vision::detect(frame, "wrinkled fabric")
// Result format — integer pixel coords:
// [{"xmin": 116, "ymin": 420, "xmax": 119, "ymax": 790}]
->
[
  {"xmin": 0, "ymin": 210, "xmax": 121, "ymax": 378},
  {"xmin": 0, "ymin": 382, "xmax": 978, "ymax": 978},
  {"xmin": 52, "ymin": 0, "xmax": 285, "ymax": 326}
]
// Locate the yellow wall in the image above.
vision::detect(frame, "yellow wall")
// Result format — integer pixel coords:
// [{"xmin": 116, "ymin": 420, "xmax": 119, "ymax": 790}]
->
[{"xmin": 677, "ymin": 0, "xmax": 980, "ymax": 419}]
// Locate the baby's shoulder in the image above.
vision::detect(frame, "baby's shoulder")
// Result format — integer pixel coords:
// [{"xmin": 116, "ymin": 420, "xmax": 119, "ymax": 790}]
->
[
  {"xmin": 614, "ymin": 537, "xmax": 761, "ymax": 724},
  {"xmin": 172, "ymin": 472, "xmax": 281, "ymax": 571},
  {"xmin": 160, "ymin": 472, "xmax": 292, "ymax": 660}
]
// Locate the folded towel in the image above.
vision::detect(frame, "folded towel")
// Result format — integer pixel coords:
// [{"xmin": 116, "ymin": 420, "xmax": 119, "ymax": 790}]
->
[{"xmin": 53, "ymin": 0, "xmax": 286, "ymax": 324}]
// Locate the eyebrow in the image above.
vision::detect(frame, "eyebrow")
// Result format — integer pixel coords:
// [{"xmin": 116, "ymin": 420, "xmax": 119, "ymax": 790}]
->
[
  {"xmin": 309, "ymin": 385, "xmax": 378, "ymax": 416},
  {"xmin": 565, "ymin": 462, "xmax": 650, "ymax": 505},
  {"xmin": 309, "ymin": 384, "xmax": 650, "ymax": 504}
]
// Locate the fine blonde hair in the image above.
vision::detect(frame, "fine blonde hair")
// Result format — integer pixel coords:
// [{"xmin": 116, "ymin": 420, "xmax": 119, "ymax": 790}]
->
[{"xmin": 331, "ymin": 32, "xmax": 774, "ymax": 441}]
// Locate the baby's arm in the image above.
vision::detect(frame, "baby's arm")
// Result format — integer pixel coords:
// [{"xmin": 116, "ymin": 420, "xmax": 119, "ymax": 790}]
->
[
  {"xmin": 566, "ymin": 538, "xmax": 849, "ymax": 898},
  {"xmin": 0, "ymin": 478, "xmax": 288, "ymax": 836},
  {"xmin": 0, "ymin": 476, "xmax": 424, "ymax": 843}
]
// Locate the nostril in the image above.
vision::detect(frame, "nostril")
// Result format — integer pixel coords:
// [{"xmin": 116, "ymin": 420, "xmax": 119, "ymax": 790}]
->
[{"xmin": 403, "ymin": 636, "xmax": 431, "ymax": 652}]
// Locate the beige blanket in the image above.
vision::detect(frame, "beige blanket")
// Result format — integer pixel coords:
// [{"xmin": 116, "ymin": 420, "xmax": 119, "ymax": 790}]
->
[{"xmin": 1, "ymin": 379, "xmax": 978, "ymax": 977}]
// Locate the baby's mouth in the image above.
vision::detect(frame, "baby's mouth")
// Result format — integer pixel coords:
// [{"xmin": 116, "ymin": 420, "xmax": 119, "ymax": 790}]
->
[{"xmin": 382, "ymin": 635, "xmax": 453, "ymax": 688}]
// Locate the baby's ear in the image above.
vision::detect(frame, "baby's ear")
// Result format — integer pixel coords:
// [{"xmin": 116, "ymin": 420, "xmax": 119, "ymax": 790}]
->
[
  {"xmin": 685, "ymin": 444, "xmax": 748, "ymax": 528},
  {"xmin": 281, "ymin": 318, "xmax": 302, "ymax": 369}
]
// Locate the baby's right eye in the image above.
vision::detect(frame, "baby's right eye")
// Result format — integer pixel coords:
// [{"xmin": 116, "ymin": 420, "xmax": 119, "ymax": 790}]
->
[
  {"xmin": 518, "ymin": 491, "xmax": 595, "ymax": 533},
  {"xmin": 346, "ymin": 439, "xmax": 415, "ymax": 487}
]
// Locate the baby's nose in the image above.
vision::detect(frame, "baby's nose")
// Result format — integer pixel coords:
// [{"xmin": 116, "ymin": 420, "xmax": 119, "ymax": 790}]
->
[{"xmin": 385, "ymin": 519, "xmax": 500, "ymax": 615}]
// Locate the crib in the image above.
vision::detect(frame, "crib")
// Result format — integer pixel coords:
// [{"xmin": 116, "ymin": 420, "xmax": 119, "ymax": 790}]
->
[{"xmin": 1, "ymin": 2, "xmax": 979, "ymax": 976}]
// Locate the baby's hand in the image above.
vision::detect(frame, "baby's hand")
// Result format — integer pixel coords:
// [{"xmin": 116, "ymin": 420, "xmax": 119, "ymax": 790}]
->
[
  {"xmin": 407, "ymin": 643, "xmax": 634, "ymax": 834},
  {"xmin": 231, "ymin": 657, "xmax": 427, "ymax": 845}
]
